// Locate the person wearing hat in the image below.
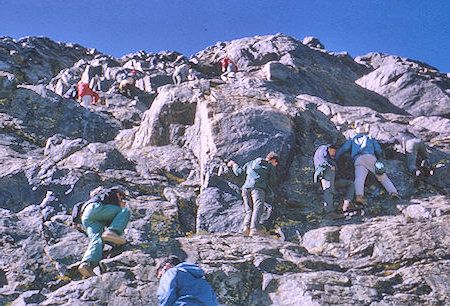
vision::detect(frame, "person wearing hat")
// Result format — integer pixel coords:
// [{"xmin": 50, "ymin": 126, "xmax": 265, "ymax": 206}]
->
[
  {"xmin": 335, "ymin": 125, "xmax": 400, "ymax": 205},
  {"xmin": 77, "ymin": 187, "xmax": 130, "ymax": 278},
  {"xmin": 227, "ymin": 152, "xmax": 279, "ymax": 237},
  {"xmin": 155, "ymin": 255, "xmax": 218, "ymax": 305}
]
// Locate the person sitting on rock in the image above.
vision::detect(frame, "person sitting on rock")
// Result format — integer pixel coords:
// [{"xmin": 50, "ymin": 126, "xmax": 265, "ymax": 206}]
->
[
  {"xmin": 77, "ymin": 187, "xmax": 130, "ymax": 278},
  {"xmin": 172, "ymin": 63, "xmax": 190, "ymax": 85},
  {"xmin": 76, "ymin": 81, "xmax": 99, "ymax": 108},
  {"xmin": 314, "ymin": 144, "xmax": 354, "ymax": 216},
  {"xmin": 336, "ymin": 125, "xmax": 400, "ymax": 205},
  {"xmin": 227, "ymin": 152, "xmax": 278, "ymax": 237},
  {"xmin": 156, "ymin": 255, "xmax": 218, "ymax": 306},
  {"xmin": 389, "ymin": 131, "xmax": 434, "ymax": 178},
  {"xmin": 119, "ymin": 70, "xmax": 138, "ymax": 98},
  {"xmin": 220, "ymin": 58, "xmax": 238, "ymax": 81}
]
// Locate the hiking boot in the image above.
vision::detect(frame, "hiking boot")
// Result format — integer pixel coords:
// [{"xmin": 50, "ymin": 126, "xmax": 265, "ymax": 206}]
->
[
  {"xmin": 249, "ymin": 228, "xmax": 268, "ymax": 237},
  {"xmin": 102, "ymin": 230, "xmax": 126, "ymax": 245},
  {"xmin": 242, "ymin": 226, "xmax": 250, "ymax": 236},
  {"xmin": 78, "ymin": 262, "xmax": 96, "ymax": 278},
  {"xmin": 342, "ymin": 200, "xmax": 351, "ymax": 212},
  {"xmin": 355, "ymin": 195, "xmax": 367, "ymax": 206},
  {"xmin": 390, "ymin": 192, "xmax": 401, "ymax": 200}
]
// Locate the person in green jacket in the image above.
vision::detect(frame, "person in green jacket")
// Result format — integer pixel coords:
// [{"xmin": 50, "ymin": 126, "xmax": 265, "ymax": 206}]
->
[
  {"xmin": 227, "ymin": 152, "xmax": 279, "ymax": 237},
  {"xmin": 78, "ymin": 187, "xmax": 131, "ymax": 278}
]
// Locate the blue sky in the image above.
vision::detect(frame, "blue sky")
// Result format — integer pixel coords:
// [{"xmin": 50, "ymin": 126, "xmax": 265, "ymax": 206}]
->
[{"xmin": 1, "ymin": 0, "xmax": 449, "ymax": 72}]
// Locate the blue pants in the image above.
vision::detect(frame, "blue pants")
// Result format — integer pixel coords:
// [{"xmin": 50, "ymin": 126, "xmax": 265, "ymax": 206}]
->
[{"xmin": 81, "ymin": 202, "xmax": 130, "ymax": 265}]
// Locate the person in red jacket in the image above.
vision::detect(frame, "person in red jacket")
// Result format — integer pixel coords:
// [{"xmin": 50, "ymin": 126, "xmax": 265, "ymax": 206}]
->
[
  {"xmin": 77, "ymin": 81, "xmax": 99, "ymax": 108},
  {"xmin": 220, "ymin": 58, "xmax": 238, "ymax": 81}
]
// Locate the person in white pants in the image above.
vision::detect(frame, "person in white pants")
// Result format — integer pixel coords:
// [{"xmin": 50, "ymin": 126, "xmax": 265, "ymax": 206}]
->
[
  {"xmin": 336, "ymin": 125, "xmax": 400, "ymax": 205},
  {"xmin": 80, "ymin": 95, "xmax": 93, "ymax": 108}
]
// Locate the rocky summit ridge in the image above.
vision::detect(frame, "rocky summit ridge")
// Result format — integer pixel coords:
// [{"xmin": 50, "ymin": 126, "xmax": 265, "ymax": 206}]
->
[{"xmin": 0, "ymin": 34, "xmax": 449, "ymax": 305}]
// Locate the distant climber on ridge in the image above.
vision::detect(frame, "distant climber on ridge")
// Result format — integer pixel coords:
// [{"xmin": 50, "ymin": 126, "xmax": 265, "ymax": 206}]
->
[
  {"xmin": 156, "ymin": 255, "xmax": 218, "ymax": 306},
  {"xmin": 63, "ymin": 83, "xmax": 78, "ymax": 99},
  {"xmin": 227, "ymin": 152, "xmax": 279, "ymax": 237},
  {"xmin": 77, "ymin": 81, "xmax": 99, "ymax": 108},
  {"xmin": 172, "ymin": 63, "xmax": 190, "ymax": 85},
  {"xmin": 119, "ymin": 70, "xmax": 138, "ymax": 98},
  {"xmin": 220, "ymin": 58, "xmax": 238, "ymax": 81},
  {"xmin": 77, "ymin": 187, "xmax": 130, "ymax": 278},
  {"xmin": 336, "ymin": 125, "xmax": 400, "ymax": 205},
  {"xmin": 314, "ymin": 144, "xmax": 354, "ymax": 216}
]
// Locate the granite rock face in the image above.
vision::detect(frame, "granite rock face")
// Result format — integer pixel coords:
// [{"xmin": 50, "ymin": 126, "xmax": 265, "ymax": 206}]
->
[{"xmin": 0, "ymin": 34, "xmax": 449, "ymax": 305}]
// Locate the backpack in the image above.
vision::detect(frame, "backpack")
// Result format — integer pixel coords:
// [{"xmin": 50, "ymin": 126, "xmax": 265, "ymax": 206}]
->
[{"xmin": 71, "ymin": 201, "xmax": 87, "ymax": 226}]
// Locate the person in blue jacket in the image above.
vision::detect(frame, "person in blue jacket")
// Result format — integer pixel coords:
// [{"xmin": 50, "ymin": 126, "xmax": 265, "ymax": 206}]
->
[
  {"xmin": 227, "ymin": 152, "xmax": 279, "ymax": 237},
  {"xmin": 156, "ymin": 255, "xmax": 218, "ymax": 306},
  {"xmin": 335, "ymin": 125, "xmax": 400, "ymax": 205}
]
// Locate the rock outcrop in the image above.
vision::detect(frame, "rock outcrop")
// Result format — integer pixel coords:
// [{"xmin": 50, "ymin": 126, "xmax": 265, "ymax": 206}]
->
[{"xmin": 0, "ymin": 34, "xmax": 449, "ymax": 305}]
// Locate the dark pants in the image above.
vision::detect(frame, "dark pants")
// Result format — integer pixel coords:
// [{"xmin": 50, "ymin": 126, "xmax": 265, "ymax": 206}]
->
[{"xmin": 321, "ymin": 167, "xmax": 354, "ymax": 213}]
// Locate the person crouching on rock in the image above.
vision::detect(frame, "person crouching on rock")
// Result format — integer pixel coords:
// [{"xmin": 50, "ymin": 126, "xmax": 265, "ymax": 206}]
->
[
  {"xmin": 155, "ymin": 255, "xmax": 218, "ymax": 306},
  {"xmin": 220, "ymin": 58, "xmax": 238, "ymax": 81},
  {"xmin": 335, "ymin": 125, "xmax": 400, "ymax": 206},
  {"xmin": 119, "ymin": 70, "xmax": 138, "ymax": 98},
  {"xmin": 389, "ymin": 131, "xmax": 434, "ymax": 178},
  {"xmin": 227, "ymin": 152, "xmax": 279, "ymax": 237},
  {"xmin": 78, "ymin": 187, "xmax": 130, "ymax": 278},
  {"xmin": 172, "ymin": 63, "xmax": 190, "ymax": 85},
  {"xmin": 76, "ymin": 80, "xmax": 99, "ymax": 108}
]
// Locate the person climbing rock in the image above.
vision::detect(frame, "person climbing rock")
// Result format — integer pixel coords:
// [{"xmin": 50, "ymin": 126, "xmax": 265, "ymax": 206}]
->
[
  {"xmin": 314, "ymin": 144, "xmax": 354, "ymax": 216},
  {"xmin": 172, "ymin": 63, "xmax": 190, "ymax": 85},
  {"xmin": 227, "ymin": 152, "xmax": 278, "ymax": 237},
  {"xmin": 77, "ymin": 187, "xmax": 130, "ymax": 278},
  {"xmin": 63, "ymin": 83, "xmax": 78, "ymax": 99},
  {"xmin": 390, "ymin": 132, "xmax": 434, "ymax": 178},
  {"xmin": 77, "ymin": 81, "xmax": 99, "ymax": 107},
  {"xmin": 220, "ymin": 58, "xmax": 238, "ymax": 81},
  {"xmin": 336, "ymin": 125, "xmax": 400, "ymax": 205},
  {"xmin": 119, "ymin": 70, "xmax": 138, "ymax": 98},
  {"xmin": 187, "ymin": 66, "xmax": 199, "ymax": 81},
  {"xmin": 156, "ymin": 255, "xmax": 218, "ymax": 306}
]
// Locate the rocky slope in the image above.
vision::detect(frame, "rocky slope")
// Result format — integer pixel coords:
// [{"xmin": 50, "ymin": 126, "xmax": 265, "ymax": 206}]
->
[{"xmin": 0, "ymin": 34, "xmax": 449, "ymax": 305}]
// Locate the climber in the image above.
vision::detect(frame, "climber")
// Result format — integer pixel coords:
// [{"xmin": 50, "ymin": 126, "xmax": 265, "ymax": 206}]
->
[
  {"xmin": 220, "ymin": 58, "xmax": 238, "ymax": 81},
  {"xmin": 119, "ymin": 70, "xmax": 138, "ymax": 98},
  {"xmin": 187, "ymin": 66, "xmax": 200, "ymax": 81},
  {"xmin": 76, "ymin": 81, "xmax": 99, "ymax": 108},
  {"xmin": 227, "ymin": 152, "xmax": 278, "ymax": 237},
  {"xmin": 77, "ymin": 187, "xmax": 130, "ymax": 278},
  {"xmin": 156, "ymin": 255, "xmax": 218, "ymax": 306},
  {"xmin": 63, "ymin": 83, "xmax": 78, "ymax": 99},
  {"xmin": 336, "ymin": 125, "xmax": 400, "ymax": 205},
  {"xmin": 389, "ymin": 132, "xmax": 434, "ymax": 178},
  {"xmin": 172, "ymin": 63, "xmax": 190, "ymax": 85},
  {"xmin": 314, "ymin": 144, "xmax": 354, "ymax": 215},
  {"xmin": 0, "ymin": 71, "xmax": 16, "ymax": 91}
]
